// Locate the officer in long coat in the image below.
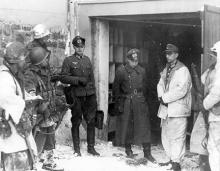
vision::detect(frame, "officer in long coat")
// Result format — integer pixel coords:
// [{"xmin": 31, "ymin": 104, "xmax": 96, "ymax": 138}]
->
[
  {"xmin": 56, "ymin": 36, "xmax": 100, "ymax": 156},
  {"xmin": 112, "ymin": 49, "xmax": 156, "ymax": 163}
]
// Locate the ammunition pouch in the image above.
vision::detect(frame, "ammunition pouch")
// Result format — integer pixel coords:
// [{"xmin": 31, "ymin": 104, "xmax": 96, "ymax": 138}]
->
[
  {"xmin": 15, "ymin": 111, "xmax": 32, "ymax": 137},
  {"xmin": 0, "ymin": 109, "xmax": 12, "ymax": 139},
  {"xmin": 95, "ymin": 110, "xmax": 104, "ymax": 129}
]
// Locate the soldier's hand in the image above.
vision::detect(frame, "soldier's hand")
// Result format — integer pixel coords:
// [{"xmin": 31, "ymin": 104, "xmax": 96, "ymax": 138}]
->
[
  {"xmin": 159, "ymin": 97, "xmax": 168, "ymax": 107},
  {"xmin": 37, "ymin": 102, "xmax": 49, "ymax": 114},
  {"xmin": 78, "ymin": 77, "xmax": 87, "ymax": 86}
]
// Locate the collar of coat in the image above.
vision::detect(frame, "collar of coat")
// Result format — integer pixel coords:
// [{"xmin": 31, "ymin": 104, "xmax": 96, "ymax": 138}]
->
[
  {"xmin": 165, "ymin": 60, "xmax": 185, "ymax": 72},
  {"xmin": 125, "ymin": 63, "xmax": 142, "ymax": 74},
  {"xmin": 163, "ymin": 60, "xmax": 185, "ymax": 87}
]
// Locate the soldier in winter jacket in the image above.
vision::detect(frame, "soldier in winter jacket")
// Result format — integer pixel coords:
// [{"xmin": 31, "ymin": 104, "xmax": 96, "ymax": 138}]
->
[
  {"xmin": 201, "ymin": 41, "xmax": 220, "ymax": 171},
  {"xmin": 157, "ymin": 44, "xmax": 192, "ymax": 171},
  {"xmin": 0, "ymin": 42, "xmax": 37, "ymax": 170}
]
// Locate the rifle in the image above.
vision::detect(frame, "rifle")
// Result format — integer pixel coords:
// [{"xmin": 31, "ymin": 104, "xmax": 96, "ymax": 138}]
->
[
  {"xmin": 191, "ymin": 63, "xmax": 209, "ymax": 147},
  {"xmin": 24, "ymin": 132, "xmax": 36, "ymax": 170}
]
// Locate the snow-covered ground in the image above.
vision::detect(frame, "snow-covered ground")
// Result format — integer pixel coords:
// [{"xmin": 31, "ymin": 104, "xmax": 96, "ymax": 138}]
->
[
  {"xmin": 49, "ymin": 111, "xmax": 200, "ymax": 171},
  {"xmin": 36, "ymin": 140, "xmax": 200, "ymax": 171}
]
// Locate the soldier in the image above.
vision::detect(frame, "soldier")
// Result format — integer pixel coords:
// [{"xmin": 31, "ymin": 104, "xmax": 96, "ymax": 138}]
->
[
  {"xmin": 201, "ymin": 41, "xmax": 220, "ymax": 171},
  {"xmin": 157, "ymin": 44, "xmax": 192, "ymax": 171},
  {"xmin": 112, "ymin": 49, "xmax": 156, "ymax": 163},
  {"xmin": 24, "ymin": 46, "xmax": 67, "ymax": 171},
  {"xmin": 24, "ymin": 24, "xmax": 67, "ymax": 171},
  {"xmin": 54, "ymin": 36, "xmax": 100, "ymax": 156},
  {"xmin": 0, "ymin": 41, "xmax": 37, "ymax": 170}
]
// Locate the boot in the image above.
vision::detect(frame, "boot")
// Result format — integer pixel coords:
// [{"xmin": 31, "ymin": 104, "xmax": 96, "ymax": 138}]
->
[
  {"xmin": 42, "ymin": 150, "xmax": 64, "ymax": 171},
  {"xmin": 159, "ymin": 160, "xmax": 171, "ymax": 166},
  {"xmin": 87, "ymin": 121, "xmax": 100, "ymax": 156},
  {"xmin": 125, "ymin": 144, "xmax": 135, "ymax": 158},
  {"xmin": 170, "ymin": 161, "xmax": 181, "ymax": 171},
  {"xmin": 71, "ymin": 125, "xmax": 81, "ymax": 156},
  {"xmin": 199, "ymin": 155, "xmax": 211, "ymax": 171},
  {"xmin": 143, "ymin": 143, "xmax": 157, "ymax": 164}
]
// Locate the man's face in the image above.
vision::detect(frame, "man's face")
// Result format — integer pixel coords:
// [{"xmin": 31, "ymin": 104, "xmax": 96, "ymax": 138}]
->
[
  {"xmin": 166, "ymin": 51, "xmax": 178, "ymax": 63},
  {"xmin": 17, "ymin": 56, "xmax": 26, "ymax": 72},
  {"xmin": 74, "ymin": 46, "xmax": 85, "ymax": 56},
  {"xmin": 127, "ymin": 53, "xmax": 138, "ymax": 68}
]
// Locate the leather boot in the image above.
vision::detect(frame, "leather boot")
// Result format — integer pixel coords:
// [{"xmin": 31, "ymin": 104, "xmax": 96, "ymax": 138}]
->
[
  {"xmin": 199, "ymin": 155, "xmax": 211, "ymax": 171},
  {"xmin": 125, "ymin": 144, "xmax": 134, "ymax": 158},
  {"xmin": 159, "ymin": 160, "xmax": 171, "ymax": 166},
  {"xmin": 143, "ymin": 143, "xmax": 157, "ymax": 163},
  {"xmin": 87, "ymin": 121, "xmax": 100, "ymax": 156},
  {"xmin": 42, "ymin": 150, "xmax": 64, "ymax": 171},
  {"xmin": 170, "ymin": 161, "xmax": 181, "ymax": 171},
  {"xmin": 71, "ymin": 125, "xmax": 81, "ymax": 156}
]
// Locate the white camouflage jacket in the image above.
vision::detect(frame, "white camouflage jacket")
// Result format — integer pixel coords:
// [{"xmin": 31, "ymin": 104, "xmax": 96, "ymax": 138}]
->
[{"xmin": 157, "ymin": 60, "xmax": 192, "ymax": 119}]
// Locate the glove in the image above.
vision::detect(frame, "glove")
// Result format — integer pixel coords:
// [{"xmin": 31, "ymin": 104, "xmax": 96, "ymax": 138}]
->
[
  {"xmin": 78, "ymin": 77, "xmax": 87, "ymax": 86},
  {"xmin": 159, "ymin": 97, "xmax": 168, "ymax": 107},
  {"xmin": 37, "ymin": 102, "xmax": 49, "ymax": 114},
  {"xmin": 51, "ymin": 75, "xmax": 61, "ymax": 82}
]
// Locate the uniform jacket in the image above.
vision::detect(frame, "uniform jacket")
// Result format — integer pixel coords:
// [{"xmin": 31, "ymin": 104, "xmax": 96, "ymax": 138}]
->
[
  {"xmin": 113, "ymin": 64, "xmax": 151, "ymax": 145},
  {"xmin": 202, "ymin": 63, "xmax": 220, "ymax": 122},
  {"xmin": 24, "ymin": 65, "xmax": 66, "ymax": 126},
  {"xmin": 0, "ymin": 65, "xmax": 37, "ymax": 154},
  {"xmin": 157, "ymin": 60, "xmax": 192, "ymax": 119},
  {"xmin": 60, "ymin": 53, "xmax": 95, "ymax": 97}
]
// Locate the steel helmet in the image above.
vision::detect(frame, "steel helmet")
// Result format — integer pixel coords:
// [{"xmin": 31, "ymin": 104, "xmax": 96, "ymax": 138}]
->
[
  {"xmin": 33, "ymin": 24, "xmax": 51, "ymax": 39},
  {"xmin": 4, "ymin": 42, "xmax": 26, "ymax": 63},
  {"xmin": 29, "ymin": 47, "xmax": 50, "ymax": 65}
]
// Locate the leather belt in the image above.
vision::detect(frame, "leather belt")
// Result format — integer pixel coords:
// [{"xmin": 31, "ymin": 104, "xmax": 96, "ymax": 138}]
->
[
  {"xmin": 126, "ymin": 89, "xmax": 143, "ymax": 97},
  {"xmin": 133, "ymin": 89, "xmax": 142, "ymax": 95}
]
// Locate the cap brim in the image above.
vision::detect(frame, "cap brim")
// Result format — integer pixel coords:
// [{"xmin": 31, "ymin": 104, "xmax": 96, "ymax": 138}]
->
[{"xmin": 164, "ymin": 50, "xmax": 178, "ymax": 53}]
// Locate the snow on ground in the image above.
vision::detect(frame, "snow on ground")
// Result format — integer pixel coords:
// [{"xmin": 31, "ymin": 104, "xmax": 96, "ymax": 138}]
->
[
  {"xmin": 51, "ymin": 111, "xmax": 200, "ymax": 171},
  {"xmin": 36, "ymin": 140, "xmax": 200, "ymax": 171}
]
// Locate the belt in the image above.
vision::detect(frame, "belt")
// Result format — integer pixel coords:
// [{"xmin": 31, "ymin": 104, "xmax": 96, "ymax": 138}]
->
[
  {"xmin": 132, "ymin": 89, "xmax": 142, "ymax": 95},
  {"xmin": 126, "ymin": 89, "xmax": 143, "ymax": 96}
]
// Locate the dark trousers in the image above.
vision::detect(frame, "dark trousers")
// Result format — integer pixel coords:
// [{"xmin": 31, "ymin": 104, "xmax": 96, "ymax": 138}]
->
[
  {"xmin": 70, "ymin": 94, "xmax": 97, "ymax": 150},
  {"xmin": 35, "ymin": 126, "xmax": 55, "ymax": 154}
]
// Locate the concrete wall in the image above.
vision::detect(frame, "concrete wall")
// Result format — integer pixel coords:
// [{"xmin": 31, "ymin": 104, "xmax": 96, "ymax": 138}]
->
[
  {"xmin": 78, "ymin": 0, "xmax": 220, "ymax": 56},
  {"xmin": 77, "ymin": 0, "xmax": 220, "ymax": 126}
]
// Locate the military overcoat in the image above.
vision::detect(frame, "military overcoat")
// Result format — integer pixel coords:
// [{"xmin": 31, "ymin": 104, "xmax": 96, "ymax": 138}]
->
[{"xmin": 113, "ymin": 64, "xmax": 151, "ymax": 145}]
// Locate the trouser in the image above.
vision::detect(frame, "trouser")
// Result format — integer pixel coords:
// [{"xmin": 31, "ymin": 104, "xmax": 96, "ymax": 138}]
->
[
  {"xmin": 35, "ymin": 126, "xmax": 55, "ymax": 155},
  {"xmin": 70, "ymin": 94, "xmax": 97, "ymax": 150},
  {"xmin": 207, "ymin": 121, "xmax": 220, "ymax": 171},
  {"xmin": 161, "ymin": 117, "xmax": 187, "ymax": 163},
  {"xmin": 1, "ymin": 150, "xmax": 32, "ymax": 171}
]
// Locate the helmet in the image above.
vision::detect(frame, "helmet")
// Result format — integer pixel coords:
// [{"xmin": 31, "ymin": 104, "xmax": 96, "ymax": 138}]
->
[
  {"xmin": 211, "ymin": 41, "xmax": 220, "ymax": 53},
  {"xmin": 4, "ymin": 42, "xmax": 26, "ymax": 63},
  {"xmin": 33, "ymin": 24, "xmax": 50, "ymax": 39},
  {"xmin": 29, "ymin": 47, "xmax": 50, "ymax": 65}
]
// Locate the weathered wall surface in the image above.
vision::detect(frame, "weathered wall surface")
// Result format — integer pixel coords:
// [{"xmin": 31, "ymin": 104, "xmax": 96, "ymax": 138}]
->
[{"xmin": 0, "ymin": 0, "xmax": 68, "ymax": 67}]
